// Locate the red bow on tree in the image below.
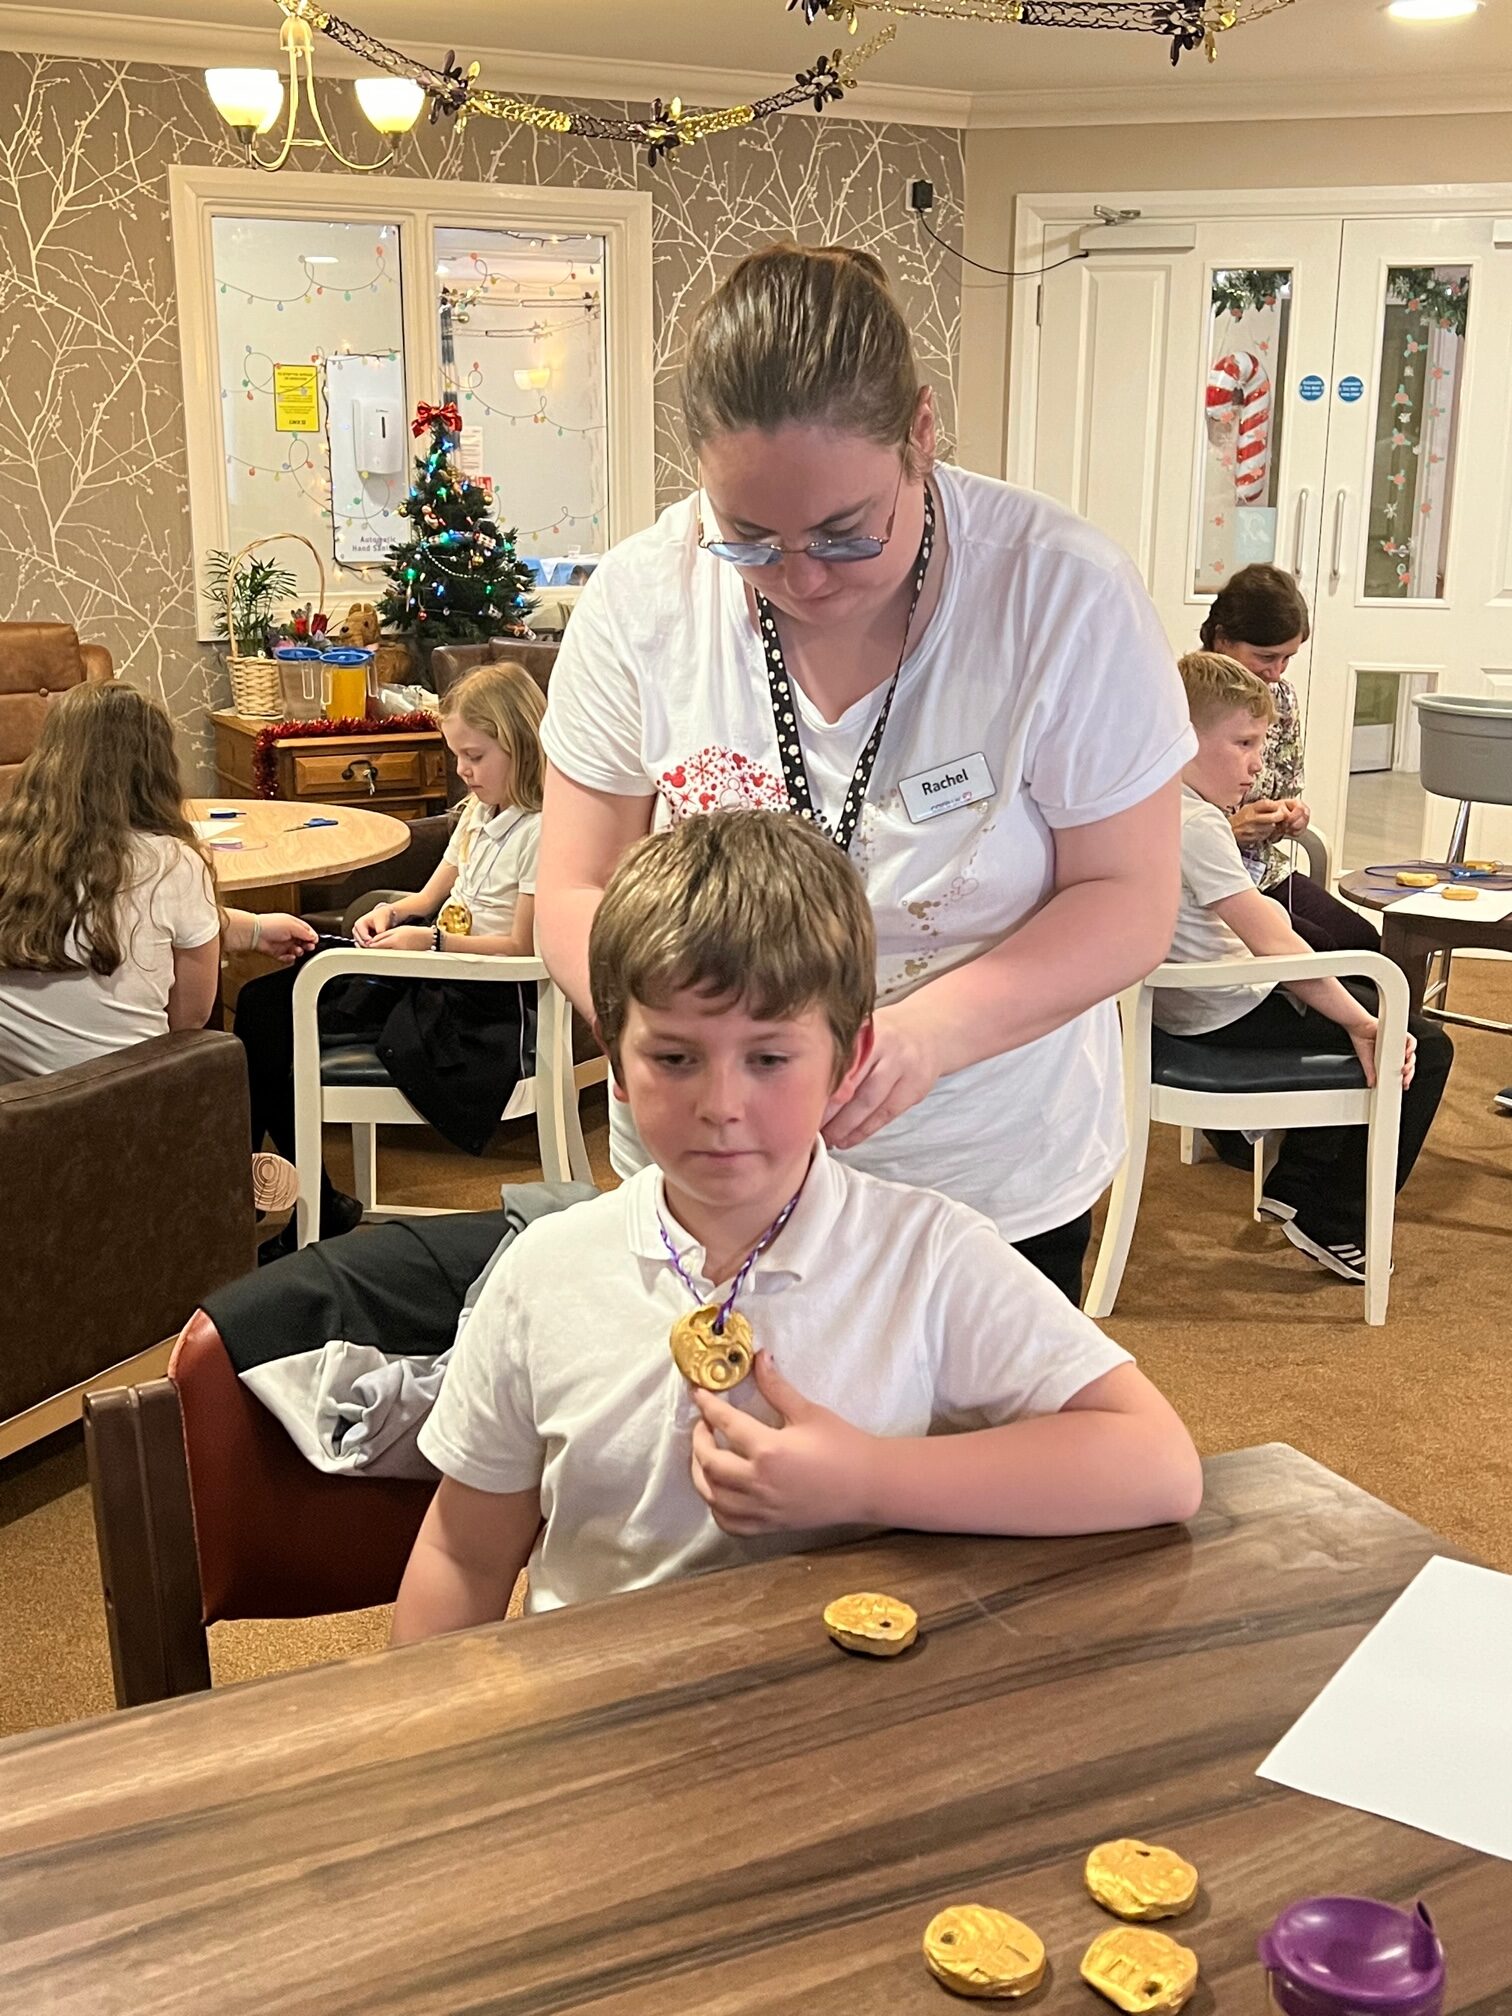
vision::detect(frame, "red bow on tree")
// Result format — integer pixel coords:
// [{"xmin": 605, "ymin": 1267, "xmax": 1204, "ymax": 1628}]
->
[{"xmin": 412, "ymin": 400, "xmax": 461, "ymax": 437}]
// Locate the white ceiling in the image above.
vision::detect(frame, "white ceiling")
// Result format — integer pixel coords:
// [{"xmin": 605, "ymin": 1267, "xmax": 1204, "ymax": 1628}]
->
[{"xmin": 6, "ymin": 0, "xmax": 1511, "ymax": 123}]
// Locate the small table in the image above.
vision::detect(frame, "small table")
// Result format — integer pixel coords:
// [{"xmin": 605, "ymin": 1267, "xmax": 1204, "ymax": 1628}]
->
[
  {"xmin": 0, "ymin": 1446, "xmax": 1506, "ymax": 2011},
  {"xmin": 210, "ymin": 710, "xmax": 448, "ymax": 823},
  {"xmin": 1339, "ymin": 866, "xmax": 1512, "ymax": 1028},
  {"xmin": 187, "ymin": 797, "xmax": 411, "ymax": 897}
]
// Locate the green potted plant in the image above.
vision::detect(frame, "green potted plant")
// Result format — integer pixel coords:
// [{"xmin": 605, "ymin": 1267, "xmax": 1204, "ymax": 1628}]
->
[{"xmin": 203, "ymin": 549, "xmax": 298, "ymax": 657}]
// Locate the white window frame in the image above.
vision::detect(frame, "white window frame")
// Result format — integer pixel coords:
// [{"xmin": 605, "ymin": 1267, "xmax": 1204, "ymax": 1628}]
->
[{"xmin": 170, "ymin": 165, "xmax": 655, "ymax": 640}]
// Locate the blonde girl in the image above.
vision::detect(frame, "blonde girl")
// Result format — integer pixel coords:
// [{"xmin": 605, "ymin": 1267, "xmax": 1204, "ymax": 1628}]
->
[
  {"xmin": 353, "ymin": 660, "xmax": 545, "ymax": 958},
  {"xmin": 234, "ymin": 660, "xmax": 548, "ymax": 1248}
]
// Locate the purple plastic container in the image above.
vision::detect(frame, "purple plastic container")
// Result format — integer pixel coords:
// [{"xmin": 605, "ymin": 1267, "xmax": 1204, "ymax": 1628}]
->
[{"xmin": 1259, "ymin": 1897, "xmax": 1445, "ymax": 2016}]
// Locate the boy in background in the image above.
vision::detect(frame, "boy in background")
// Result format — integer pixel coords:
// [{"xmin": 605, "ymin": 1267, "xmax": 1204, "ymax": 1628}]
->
[{"xmin": 1159, "ymin": 652, "xmax": 1452, "ymax": 1282}]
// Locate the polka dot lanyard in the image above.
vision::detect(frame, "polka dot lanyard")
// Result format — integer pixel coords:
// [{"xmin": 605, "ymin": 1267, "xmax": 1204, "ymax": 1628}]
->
[{"xmin": 755, "ymin": 485, "xmax": 936, "ymax": 855}]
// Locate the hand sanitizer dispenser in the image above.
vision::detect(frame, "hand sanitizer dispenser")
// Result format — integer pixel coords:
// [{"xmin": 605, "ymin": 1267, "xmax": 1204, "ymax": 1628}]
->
[{"xmin": 354, "ymin": 398, "xmax": 403, "ymax": 475}]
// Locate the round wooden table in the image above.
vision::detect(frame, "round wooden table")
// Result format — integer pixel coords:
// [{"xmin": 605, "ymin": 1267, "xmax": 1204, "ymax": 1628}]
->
[
  {"xmin": 187, "ymin": 798, "xmax": 411, "ymax": 896},
  {"xmin": 1338, "ymin": 864, "xmax": 1512, "ymax": 1029}
]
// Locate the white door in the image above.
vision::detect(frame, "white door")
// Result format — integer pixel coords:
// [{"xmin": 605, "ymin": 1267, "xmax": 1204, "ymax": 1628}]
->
[
  {"xmin": 1307, "ymin": 214, "xmax": 1512, "ymax": 871},
  {"xmin": 1032, "ymin": 219, "xmax": 1343, "ymax": 664}
]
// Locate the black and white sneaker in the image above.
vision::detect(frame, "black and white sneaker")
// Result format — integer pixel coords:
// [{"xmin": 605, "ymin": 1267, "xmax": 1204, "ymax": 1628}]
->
[
  {"xmin": 1256, "ymin": 1193, "xmax": 1297, "ymax": 1224},
  {"xmin": 1495, "ymin": 1086, "xmax": 1512, "ymax": 1114},
  {"xmin": 1282, "ymin": 1220, "xmax": 1368, "ymax": 1284}
]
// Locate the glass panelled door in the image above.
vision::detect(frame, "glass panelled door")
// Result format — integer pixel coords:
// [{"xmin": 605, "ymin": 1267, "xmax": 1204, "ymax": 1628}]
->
[
  {"xmin": 1150, "ymin": 221, "xmax": 1342, "ymax": 687},
  {"xmin": 1308, "ymin": 216, "xmax": 1512, "ymax": 870}
]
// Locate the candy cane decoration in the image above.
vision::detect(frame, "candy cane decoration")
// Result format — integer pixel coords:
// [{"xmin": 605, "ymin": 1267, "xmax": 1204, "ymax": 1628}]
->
[{"xmin": 1205, "ymin": 350, "xmax": 1272, "ymax": 504}]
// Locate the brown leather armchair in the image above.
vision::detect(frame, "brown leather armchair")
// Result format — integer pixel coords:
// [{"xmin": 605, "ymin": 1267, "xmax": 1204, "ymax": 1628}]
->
[
  {"xmin": 429, "ymin": 637, "xmax": 559, "ymax": 705},
  {"xmin": 0, "ymin": 622, "xmax": 115, "ymax": 800},
  {"xmin": 0, "ymin": 1030, "xmax": 255, "ymax": 1457}
]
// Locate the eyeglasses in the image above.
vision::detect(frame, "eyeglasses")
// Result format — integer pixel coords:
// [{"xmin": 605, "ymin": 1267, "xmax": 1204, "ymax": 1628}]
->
[{"xmin": 697, "ymin": 463, "xmax": 905, "ymax": 568}]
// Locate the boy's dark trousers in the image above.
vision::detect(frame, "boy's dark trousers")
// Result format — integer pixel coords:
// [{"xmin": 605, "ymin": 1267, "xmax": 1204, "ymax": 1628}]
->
[{"xmin": 1187, "ymin": 982, "xmax": 1453, "ymax": 1244}]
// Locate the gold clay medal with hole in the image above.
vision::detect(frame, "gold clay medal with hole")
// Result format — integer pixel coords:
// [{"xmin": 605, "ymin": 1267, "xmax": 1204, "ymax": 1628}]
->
[
  {"xmin": 669, "ymin": 1305, "xmax": 754, "ymax": 1392},
  {"xmin": 1080, "ymin": 1927, "xmax": 1198, "ymax": 2015},
  {"xmin": 659, "ymin": 1189, "xmax": 801, "ymax": 1397},
  {"xmin": 923, "ymin": 1905, "xmax": 1046, "ymax": 1999},
  {"xmin": 1085, "ymin": 1840, "xmax": 1199, "ymax": 1921},
  {"xmin": 823, "ymin": 1591, "xmax": 918, "ymax": 1657}
]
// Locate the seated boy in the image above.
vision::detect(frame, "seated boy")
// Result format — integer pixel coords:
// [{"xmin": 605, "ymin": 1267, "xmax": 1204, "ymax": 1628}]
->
[
  {"xmin": 393, "ymin": 810, "xmax": 1202, "ymax": 1641},
  {"xmin": 1160, "ymin": 652, "xmax": 1454, "ymax": 1282}
]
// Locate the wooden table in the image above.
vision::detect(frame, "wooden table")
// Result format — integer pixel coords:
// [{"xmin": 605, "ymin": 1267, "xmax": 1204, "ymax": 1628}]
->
[
  {"xmin": 0, "ymin": 1446, "xmax": 1506, "ymax": 2012},
  {"xmin": 187, "ymin": 797, "xmax": 411, "ymax": 898},
  {"xmin": 1339, "ymin": 866, "xmax": 1512, "ymax": 1024}
]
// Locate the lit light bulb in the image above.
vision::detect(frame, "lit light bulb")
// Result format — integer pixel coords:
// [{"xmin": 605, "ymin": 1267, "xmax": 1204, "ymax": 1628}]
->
[
  {"xmin": 205, "ymin": 68, "xmax": 284, "ymax": 134},
  {"xmin": 354, "ymin": 75, "xmax": 426, "ymax": 135}
]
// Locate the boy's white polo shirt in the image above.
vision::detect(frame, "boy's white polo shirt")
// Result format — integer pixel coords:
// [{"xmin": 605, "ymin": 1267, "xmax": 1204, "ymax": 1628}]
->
[{"xmin": 419, "ymin": 1142, "xmax": 1130, "ymax": 1614}]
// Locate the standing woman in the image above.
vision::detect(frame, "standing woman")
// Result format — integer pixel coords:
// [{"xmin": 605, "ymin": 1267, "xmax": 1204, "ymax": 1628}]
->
[
  {"xmin": 536, "ymin": 244, "xmax": 1194, "ymax": 1302},
  {"xmin": 1201, "ymin": 563, "xmax": 1378, "ymax": 952}
]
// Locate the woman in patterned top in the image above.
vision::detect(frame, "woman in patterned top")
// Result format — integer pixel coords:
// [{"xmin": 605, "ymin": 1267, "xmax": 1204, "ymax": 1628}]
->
[{"xmin": 1200, "ymin": 564, "xmax": 1377, "ymax": 953}]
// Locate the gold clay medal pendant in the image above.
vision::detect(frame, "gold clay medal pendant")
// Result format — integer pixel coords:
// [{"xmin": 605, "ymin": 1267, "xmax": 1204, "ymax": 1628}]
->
[
  {"xmin": 669, "ymin": 1305, "xmax": 754, "ymax": 1392},
  {"xmin": 437, "ymin": 895, "xmax": 473, "ymax": 936},
  {"xmin": 658, "ymin": 1189, "xmax": 803, "ymax": 1395},
  {"xmin": 1085, "ymin": 1839, "xmax": 1199, "ymax": 1922}
]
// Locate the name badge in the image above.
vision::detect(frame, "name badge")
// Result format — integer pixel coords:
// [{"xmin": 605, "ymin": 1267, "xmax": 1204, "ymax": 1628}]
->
[{"xmin": 898, "ymin": 752, "xmax": 996, "ymax": 823}]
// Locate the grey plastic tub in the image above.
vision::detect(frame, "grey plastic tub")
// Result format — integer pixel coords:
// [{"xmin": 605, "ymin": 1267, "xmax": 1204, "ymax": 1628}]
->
[{"xmin": 1413, "ymin": 693, "xmax": 1512, "ymax": 807}]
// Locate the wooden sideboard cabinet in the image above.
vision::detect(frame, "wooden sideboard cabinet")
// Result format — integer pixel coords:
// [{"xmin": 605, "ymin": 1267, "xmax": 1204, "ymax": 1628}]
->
[{"xmin": 210, "ymin": 711, "xmax": 448, "ymax": 822}]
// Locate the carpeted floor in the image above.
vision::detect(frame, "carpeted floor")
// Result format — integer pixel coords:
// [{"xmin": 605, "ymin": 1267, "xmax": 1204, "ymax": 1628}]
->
[{"xmin": 1, "ymin": 966, "xmax": 1506, "ymax": 1740}]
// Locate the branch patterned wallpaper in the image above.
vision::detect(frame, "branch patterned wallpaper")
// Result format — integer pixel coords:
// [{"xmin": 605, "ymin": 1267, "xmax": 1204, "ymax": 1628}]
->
[{"xmin": 0, "ymin": 54, "xmax": 962, "ymax": 783}]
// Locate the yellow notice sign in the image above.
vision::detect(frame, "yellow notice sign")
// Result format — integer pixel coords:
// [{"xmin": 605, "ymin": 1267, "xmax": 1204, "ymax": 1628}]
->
[{"xmin": 273, "ymin": 363, "xmax": 320, "ymax": 434}]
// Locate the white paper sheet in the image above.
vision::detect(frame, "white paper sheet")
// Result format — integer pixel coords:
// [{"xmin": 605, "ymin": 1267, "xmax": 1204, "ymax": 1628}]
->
[
  {"xmin": 1390, "ymin": 884, "xmax": 1512, "ymax": 922},
  {"xmin": 191, "ymin": 816, "xmax": 243, "ymax": 838},
  {"xmin": 1257, "ymin": 1555, "xmax": 1512, "ymax": 1861}
]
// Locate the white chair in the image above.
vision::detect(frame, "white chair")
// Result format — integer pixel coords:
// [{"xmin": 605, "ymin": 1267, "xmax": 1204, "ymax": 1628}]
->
[
  {"xmin": 1086, "ymin": 949, "xmax": 1409, "ymax": 1327},
  {"xmin": 291, "ymin": 948, "xmax": 593, "ymax": 1248}
]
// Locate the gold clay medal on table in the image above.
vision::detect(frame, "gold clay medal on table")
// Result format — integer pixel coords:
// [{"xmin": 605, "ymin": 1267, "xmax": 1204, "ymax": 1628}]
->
[
  {"xmin": 669, "ymin": 1305, "xmax": 754, "ymax": 1392},
  {"xmin": 922, "ymin": 1905, "xmax": 1046, "ymax": 2000},
  {"xmin": 1084, "ymin": 1840, "xmax": 1199, "ymax": 1921},
  {"xmin": 823, "ymin": 1591, "xmax": 918, "ymax": 1657},
  {"xmin": 1080, "ymin": 1927, "xmax": 1198, "ymax": 2015}
]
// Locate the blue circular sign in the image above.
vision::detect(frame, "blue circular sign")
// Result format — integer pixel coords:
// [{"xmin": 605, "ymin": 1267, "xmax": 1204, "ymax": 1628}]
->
[
  {"xmin": 1338, "ymin": 374, "xmax": 1365, "ymax": 404},
  {"xmin": 1299, "ymin": 374, "xmax": 1325, "ymax": 402}
]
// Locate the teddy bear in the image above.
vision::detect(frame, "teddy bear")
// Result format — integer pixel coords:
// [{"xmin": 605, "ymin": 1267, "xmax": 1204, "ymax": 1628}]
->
[{"xmin": 333, "ymin": 602, "xmax": 381, "ymax": 647}]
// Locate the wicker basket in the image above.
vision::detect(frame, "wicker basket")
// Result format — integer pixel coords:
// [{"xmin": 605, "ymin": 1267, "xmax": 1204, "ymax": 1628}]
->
[{"xmin": 224, "ymin": 533, "xmax": 329, "ymax": 719}]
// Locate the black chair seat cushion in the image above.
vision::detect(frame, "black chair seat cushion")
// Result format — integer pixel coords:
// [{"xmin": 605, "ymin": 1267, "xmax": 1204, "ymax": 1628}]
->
[
  {"xmin": 1151, "ymin": 1030, "xmax": 1366, "ymax": 1096},
  {"xmin": 319, "ymin": 1041, "xmax": 394, "ymax": 1089}
]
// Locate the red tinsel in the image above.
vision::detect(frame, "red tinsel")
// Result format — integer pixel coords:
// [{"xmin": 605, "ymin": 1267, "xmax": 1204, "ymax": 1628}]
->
[{"xmin": 251, "ymin": 710, "xmax": 439, "ymax": 798}]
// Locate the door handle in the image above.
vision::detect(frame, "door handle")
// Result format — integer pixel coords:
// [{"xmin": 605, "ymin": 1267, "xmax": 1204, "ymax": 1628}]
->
[
  {"xmin": 1330, "ymin": 488, "xmax": 1348, "ymax": 587},
  {"xmin": 1291, "ymin": 488, "xmax": 1310, "ymax": 578}
]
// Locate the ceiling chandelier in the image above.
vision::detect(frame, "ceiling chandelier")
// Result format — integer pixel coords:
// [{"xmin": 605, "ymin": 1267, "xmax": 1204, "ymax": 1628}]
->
[
  {"xmin": 788, "ymin": 0, "xmax": 1295, "ymax": 65},
  {"xmin": 206, "ymin": 0, "xmax": 895, "ymax": 172}
]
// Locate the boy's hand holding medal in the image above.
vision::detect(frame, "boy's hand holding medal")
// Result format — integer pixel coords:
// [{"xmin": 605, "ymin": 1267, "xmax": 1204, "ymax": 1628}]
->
[{"xmin": 689, "ymin": 1351, "xmax": 878, "ymax": 1536}]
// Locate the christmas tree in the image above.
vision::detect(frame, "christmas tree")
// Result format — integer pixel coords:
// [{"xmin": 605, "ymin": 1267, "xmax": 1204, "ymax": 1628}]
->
[{"xmin": 378, "ymin": 400, "xmax": 535, "ymax": 645}]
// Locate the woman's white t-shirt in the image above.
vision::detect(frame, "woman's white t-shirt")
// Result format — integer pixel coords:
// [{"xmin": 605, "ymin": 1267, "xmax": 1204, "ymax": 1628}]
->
[
  {"xmin": 441, "ymin": 798, "xmax": 540, "ymax": 938},
  {"xmin": 542, "ymin": 462, "xmax": 1193, "ymax": 1240},
  {"xmin": 0, "ymin": 835, "xmax": 220, "ymax": 1083}
]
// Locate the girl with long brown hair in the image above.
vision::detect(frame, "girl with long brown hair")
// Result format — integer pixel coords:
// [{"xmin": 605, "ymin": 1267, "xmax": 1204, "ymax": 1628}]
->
[{"xmin": 0, "ymin": 682, "xmax": 314, "ymax": 1079}]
